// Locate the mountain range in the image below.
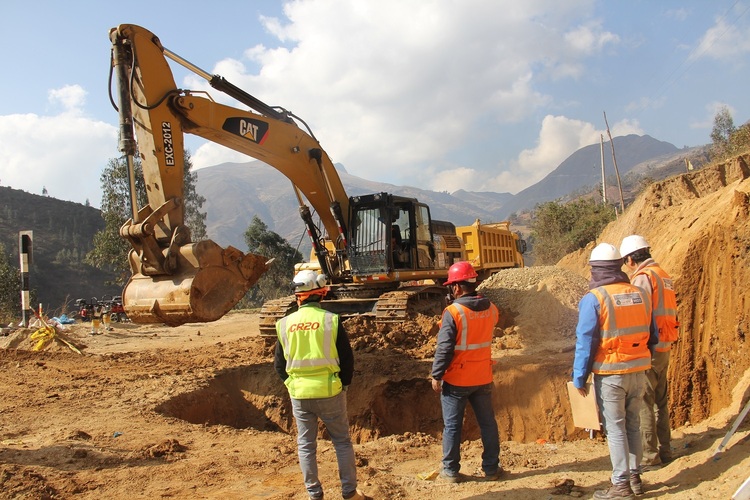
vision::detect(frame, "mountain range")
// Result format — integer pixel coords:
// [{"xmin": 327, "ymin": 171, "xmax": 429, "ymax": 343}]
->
[{"xmin": 197, "ymin": 134, "xmax": 696, "ymax": 253}]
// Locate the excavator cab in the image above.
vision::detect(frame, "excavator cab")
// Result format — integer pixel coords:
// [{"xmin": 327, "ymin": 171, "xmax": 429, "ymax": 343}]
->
[{"xmin": 348, "ymin": 193, "xmax": 438, "ymax": 275}]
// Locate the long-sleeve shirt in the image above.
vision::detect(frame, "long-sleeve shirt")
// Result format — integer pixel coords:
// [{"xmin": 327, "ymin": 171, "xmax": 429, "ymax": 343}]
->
[
  {"xmin": 274, "ymin": 315, "xmax": 355, "ymax": 386},
  {"xmin": 571, "ymin": 292, "xmax": 659, "ymax": 389}
]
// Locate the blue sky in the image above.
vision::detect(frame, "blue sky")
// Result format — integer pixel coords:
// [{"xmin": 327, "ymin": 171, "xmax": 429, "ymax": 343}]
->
[{"xmin": 1, "ymin": 0, "xmax": 748, "ymax": 208}]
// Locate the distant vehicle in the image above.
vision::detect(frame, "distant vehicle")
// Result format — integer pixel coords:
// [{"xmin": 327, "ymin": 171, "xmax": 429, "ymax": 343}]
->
[
  {"xmin": 99, "ymin": 295, "xmax": 129, "ymax": 323},
  {"xmin": 74, "ymin": 296, "xmax": 128, "ymax": 323}
]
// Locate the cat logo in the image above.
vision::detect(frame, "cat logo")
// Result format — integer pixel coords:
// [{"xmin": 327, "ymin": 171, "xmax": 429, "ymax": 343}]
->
[{"xmin": 222, "ymin": 117, "xmax": 270, "ymax": 144}]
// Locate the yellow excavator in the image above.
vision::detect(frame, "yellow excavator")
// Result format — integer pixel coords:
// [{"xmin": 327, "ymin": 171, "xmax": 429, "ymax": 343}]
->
[{"xmin": 109, "ymin": 24, "xmax": 524, "ymax": 331}]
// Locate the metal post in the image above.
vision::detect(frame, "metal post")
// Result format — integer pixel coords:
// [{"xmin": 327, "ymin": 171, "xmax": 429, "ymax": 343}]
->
[{"xmin": 18, "ymin": 231, "xmax": 33, "ymax": 327}]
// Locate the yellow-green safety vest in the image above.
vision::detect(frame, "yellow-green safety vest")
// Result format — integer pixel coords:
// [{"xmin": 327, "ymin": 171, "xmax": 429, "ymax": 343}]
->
[{"xmin": 276, "ymin": 304, "xmax": 342, "ymax": 399}]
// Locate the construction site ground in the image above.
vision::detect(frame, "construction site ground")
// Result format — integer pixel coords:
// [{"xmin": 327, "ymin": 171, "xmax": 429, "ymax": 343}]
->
[{"xmin": 2, "ymin": 155, "xmax": 750, "ymax": 499}]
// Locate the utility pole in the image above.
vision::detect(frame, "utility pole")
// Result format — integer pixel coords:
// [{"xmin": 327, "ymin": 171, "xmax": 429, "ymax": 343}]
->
[
  {"xmin": 600, "ymin": 134, "xmax": 607, "ymax": 204},
  {"xmin": 603, "ymin": 111, "xmax": 625, "ymax": 213}
]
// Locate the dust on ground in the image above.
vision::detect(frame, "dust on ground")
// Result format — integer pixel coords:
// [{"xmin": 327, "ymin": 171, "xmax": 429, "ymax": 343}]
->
[{"xmin": 1, "ymin": 156, "xmax": 750, "ymax": 499}]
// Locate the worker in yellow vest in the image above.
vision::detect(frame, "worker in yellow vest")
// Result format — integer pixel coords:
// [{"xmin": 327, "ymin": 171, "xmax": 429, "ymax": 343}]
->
[
  {"xmin": 275, "ymin": 270, "xmax": 370, "ymax": 500},
  {"xmin": 572, "ymin": 243, "xmax": 658, "ymax": 499},
  {"xmin": 430, "ymin": 261, "xmax": 502, "ymax": 483},
  {"xmin": 620, "ymin": 234, "xmax": 679, "ymax": 469}
]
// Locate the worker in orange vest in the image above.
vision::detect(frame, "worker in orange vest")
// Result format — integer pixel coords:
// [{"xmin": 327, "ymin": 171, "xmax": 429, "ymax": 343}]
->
[
  {"xmin": 572, "ymin": 243, "xmax": 658, "ymax": 499},
  {"xmin": 430, "ymin": 261, "xmax": 502, "ymax": 483},
  {"xmin": 620, "ymin": 234, "xmax": 679, "ymax": 468}
]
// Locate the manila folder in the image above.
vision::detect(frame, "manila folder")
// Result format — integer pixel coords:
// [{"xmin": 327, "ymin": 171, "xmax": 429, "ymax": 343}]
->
[{"xmin": 566, "ymin": 381, "xmax": 600, "ymax": 430}]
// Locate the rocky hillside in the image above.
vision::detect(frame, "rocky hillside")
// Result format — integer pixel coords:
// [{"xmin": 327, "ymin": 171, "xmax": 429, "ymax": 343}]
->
[{"xmin": 557, "ymin": 154, "xmax": 750, "ymax": 425}]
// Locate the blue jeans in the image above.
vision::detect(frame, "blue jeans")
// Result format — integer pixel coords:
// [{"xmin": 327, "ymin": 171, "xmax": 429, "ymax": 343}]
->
[
  {"xmin": 595, "ymin": 371, "xmax": 646, "ymax": 484},
  {"xmin": 440, "ymin": 382, "xmax": 500, "ymax": 476},
  {"xmin": 291, "ymin": 391, "xmax": 357, "ymax": 499}
]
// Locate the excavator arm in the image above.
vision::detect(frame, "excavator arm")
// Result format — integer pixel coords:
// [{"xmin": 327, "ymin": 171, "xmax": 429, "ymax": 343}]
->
[
  {"xmin": 109, "ymin": 24, "xmax": 279, "ymax": 325},
  {"xmin": 109, "ymin": 24, "xmax": 358, "ymax": 325}
]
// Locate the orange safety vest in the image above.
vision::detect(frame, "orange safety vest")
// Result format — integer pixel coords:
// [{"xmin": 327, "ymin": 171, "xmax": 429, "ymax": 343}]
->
[
  {"xmin": 590, "ymin": 283, "xmax": 652, "ymax": 375},
  {"xmin": 442, "ymin": 302, "xmax": 499, "ymax": 386},
  {"xmin": 633, "ymin": 265, "xmax": 679, "ymax": 352}
]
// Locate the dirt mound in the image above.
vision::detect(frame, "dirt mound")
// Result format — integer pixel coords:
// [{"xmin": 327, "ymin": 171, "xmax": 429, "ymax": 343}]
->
[
  {"xmin": 344, "ymin": 314, "xmax": 440, "ymax": 359},
  {"xmin": 558, "ymin": 154, "xmax": 750, "ymax": 426},
  {"xmin": 480, "ymin": 266, "xmax": 589, "ymax": 355}
]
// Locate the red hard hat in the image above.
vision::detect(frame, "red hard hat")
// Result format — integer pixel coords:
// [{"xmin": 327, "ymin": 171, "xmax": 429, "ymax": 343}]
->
[{"xmin": 444, "ymin": 261, "xmax": 478, "ymax": 285}]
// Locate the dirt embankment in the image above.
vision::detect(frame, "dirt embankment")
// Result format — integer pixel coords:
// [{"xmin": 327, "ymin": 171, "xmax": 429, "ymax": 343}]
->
[{"xmin": 558, "ymin": 154, "xmax": 750, "ymax": 426}]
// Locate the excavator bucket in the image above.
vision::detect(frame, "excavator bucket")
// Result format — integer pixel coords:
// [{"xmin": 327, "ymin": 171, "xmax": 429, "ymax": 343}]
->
[{"xmin": 122, "ymin": 241, "xmax": 269, "ymax": 326}]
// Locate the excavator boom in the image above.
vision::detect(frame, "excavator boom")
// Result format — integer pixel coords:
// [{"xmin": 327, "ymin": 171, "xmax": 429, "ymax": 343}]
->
[{"xmin": 110, "ymin": 24, "xmax": 270, "ymax": 325}]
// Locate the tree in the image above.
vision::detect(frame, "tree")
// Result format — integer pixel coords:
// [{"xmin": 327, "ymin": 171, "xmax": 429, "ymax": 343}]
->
[
  {"xmin": 242, "ymin": 216, "xmax": 303, "ymax": 306},
  {"xmin": 710, "ymin": 106, "xmax": 736, "ymax": 161},
  {"xmin": 710, "ymin": 106, "xmax": 735, "ymax": 146},
  {"xmin": 86, "ymin": 151, "xmax": 208, "ymax": 285},
  {"xmin": 530, "ymin": 198, "xmax": 616, "ymax": 265},
  {"xmin": 0, "ymin": 243, "xmax": 21, "ymax": 324}
]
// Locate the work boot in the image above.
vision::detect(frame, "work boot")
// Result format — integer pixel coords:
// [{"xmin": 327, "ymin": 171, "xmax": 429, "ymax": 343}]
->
[
  {"xmin": 593, "ymin": 482, "xmax": 635, "ymax": 499},
  {"xmin": 438, "ymin": 471, "xmax": 462, "ymax": 483},
  {"xmin": 482, "ymin": 468, "xmax": 505, "ymax": 481},
  {"xmin": 630, "ymin": 473, "xmax": 644, "ymax": 495}
]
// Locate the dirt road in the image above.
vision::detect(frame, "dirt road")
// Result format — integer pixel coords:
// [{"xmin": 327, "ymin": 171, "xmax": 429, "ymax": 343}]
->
[{"xmin": 1, "ymin": 309, "xmax": 748, "ymax": 500}]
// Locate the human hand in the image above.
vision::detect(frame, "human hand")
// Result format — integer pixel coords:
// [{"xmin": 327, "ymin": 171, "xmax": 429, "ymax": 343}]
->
[
  {"xmin": 431, "ymin": 378, "xmax": 442, "ymax": 393},
  {"xmin": 577, "ymin": 386, "xmax": 588, "ymax": 397}
]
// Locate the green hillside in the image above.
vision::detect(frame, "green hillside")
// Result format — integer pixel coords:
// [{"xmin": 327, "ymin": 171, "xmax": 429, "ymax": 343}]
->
[{"xmin": 0, "ymin": 186, "xmax": 120, "ymax": 318}]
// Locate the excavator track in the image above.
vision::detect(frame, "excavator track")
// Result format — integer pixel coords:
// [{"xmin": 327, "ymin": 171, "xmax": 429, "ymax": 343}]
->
[
  {"xmin": 375, "ymin": 285, "xmax": 448, "ymax": 324},
  {"xmin": 259, "ymin": 285, "xmax": 447, "ymax": 338},
  {"xmin": 258, "ymin": 295, "xmax": 297, "ymax": 338}
]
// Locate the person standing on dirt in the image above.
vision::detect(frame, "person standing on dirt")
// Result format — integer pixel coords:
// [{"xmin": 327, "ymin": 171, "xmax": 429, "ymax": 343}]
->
[
  {"xmin": 620, "ymin": 234, "xmax": 679, "ymax": 469},
  {"xmin": 430, "ymin": 261, "xmax": 502, "ymax": 483},
  {"xmin": 274, "ymin": 270, "xmax": 370, "ymax": 500},
  {"xmin": 572, "ymin": 243, "xmax": 658, "ymax": 499}
]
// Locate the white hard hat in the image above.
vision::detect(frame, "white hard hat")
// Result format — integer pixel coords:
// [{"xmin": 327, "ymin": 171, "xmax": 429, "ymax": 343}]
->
[
  {"xmin": 292, "ymin": 270, "xmax": 328, "ymax": 292},
  {"xmin": 620, "ymin": 235, "xmax": 650, "ymax": 258},
  {"xmin": 590, "ymin": 243, "xmax": 621, "ymax": 261}
]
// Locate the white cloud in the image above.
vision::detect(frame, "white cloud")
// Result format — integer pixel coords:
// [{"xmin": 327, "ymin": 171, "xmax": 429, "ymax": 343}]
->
[
  {"xmin": 666, "ymin": 8, "xmax": 690, "ymax": 22},
  {"xmin": 47, "ymin": 85, "xmax": 87, "ymax": 115},
  {"xmin": 625, "ymin": 96, "xmax": 666, "ymax": 113},
  {"xmin": 425, "ymin": 115, "xmax": 643, "ymax": 194},
  {"xmin": 191, "ymin": 142, "xmax": 250, "ymax": 169},
  {"xmin": 0, "ymin": 87, "xmax": 116, "ymax": 207},
  {"xmin": 182, "ymin": 0, "xmax": 615, "ymax": 186},
  {"xmin": 692, "ymin": 14, "xmax": 750, "ymax": 62},
  {"xmin": 690, "ymin": 101, "xmax": 737, "ymax": 130}
]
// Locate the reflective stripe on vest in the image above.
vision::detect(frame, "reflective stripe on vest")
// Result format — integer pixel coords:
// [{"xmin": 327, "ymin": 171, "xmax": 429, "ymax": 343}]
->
[
  {"xmin": 590, "ymin": 283, "xmax": 652, "ymax": 375},
  {"xmin": 635, "ymin": 265, "xmax": 679, "ymax": 352},
  {"xmin": 277, "ymin": 305, "xmax": 342, "ymax": 399},
  {"xmin": 442, "ymin": 302, "xmax": 498, "ymax": 386}
]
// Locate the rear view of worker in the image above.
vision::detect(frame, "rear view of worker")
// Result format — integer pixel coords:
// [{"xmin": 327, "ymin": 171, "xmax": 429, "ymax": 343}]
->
[
  {"xmin": 572, "ymin": 243, "xmax": 658, "ymax": 499},
  {"xmin": 431, "ymin": 261, "xmax": 502, "ymax": 483},
  {"xmin": 274, "ymin": 270, "xmax": 370, "ymax": 500},
  {"xmin": 620, "ymin": 235, "xmax": 679, "ymax": 469}
]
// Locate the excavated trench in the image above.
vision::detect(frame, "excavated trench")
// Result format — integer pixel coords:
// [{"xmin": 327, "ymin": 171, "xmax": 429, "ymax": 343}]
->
[
  {"xmin": 155, "ymin": 355, "xmax": 582, "ymax": 444},
  {"xmin": 154, "ymin": 361, "xmax": 443, "ymax": 441}
]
